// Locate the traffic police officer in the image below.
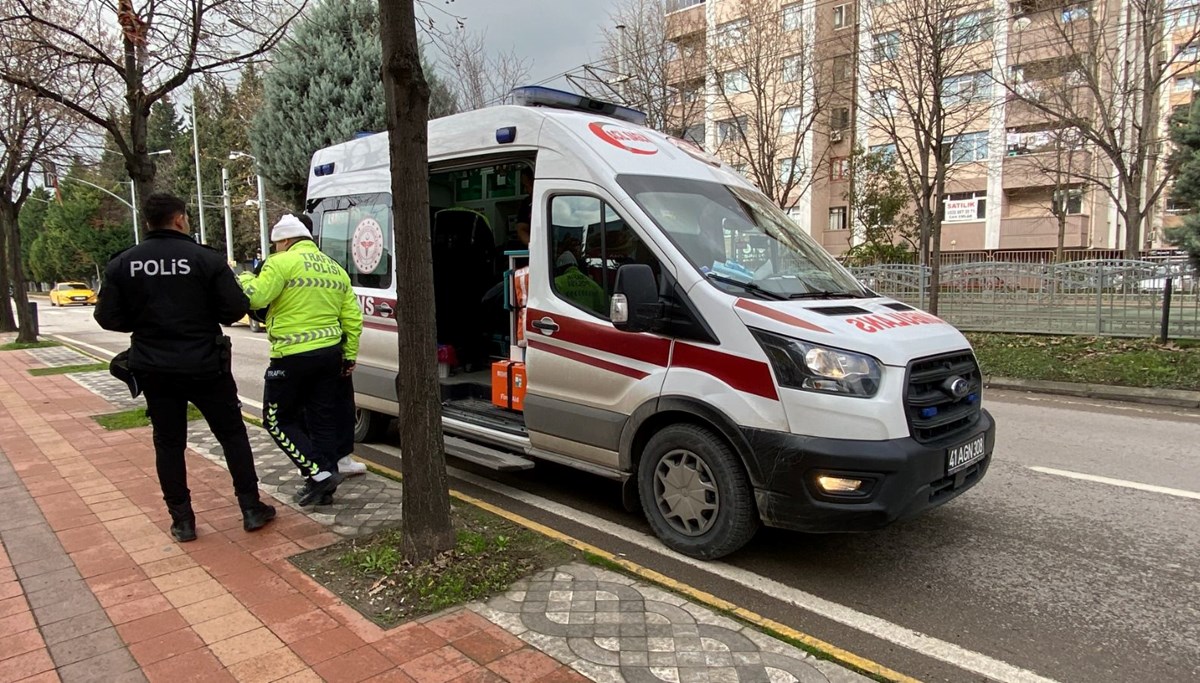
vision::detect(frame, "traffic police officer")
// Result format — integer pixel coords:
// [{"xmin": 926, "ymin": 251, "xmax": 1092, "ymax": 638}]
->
[
  {"xmin": 238, "ymin": 214, "xmax": 363, "ymax": 507},
  {"xmin": 94, "ymin": 193, "xmax": 275, "ymax": 542}
]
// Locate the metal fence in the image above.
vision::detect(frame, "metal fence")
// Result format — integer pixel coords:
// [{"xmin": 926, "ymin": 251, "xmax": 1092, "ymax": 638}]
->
[{"xmin": 849, "ymin": 258, "xmax": 1200, "ymax": 339}]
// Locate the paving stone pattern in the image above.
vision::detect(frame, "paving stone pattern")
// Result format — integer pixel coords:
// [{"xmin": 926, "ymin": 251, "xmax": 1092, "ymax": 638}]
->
[
  {"xmin": 26, "ymin": 345, "xmax": 97, "ymax": 368},
  {"xmin": 0, "ymin": 449, "xmax": 146, "ymax": 682},
  {"xmin": 62, "ymin": 360, "xmax": 871, "ymax": 683},
  {"xmin": 475, "ymin": 564, "xmax": 870, "ymax": 683},
  {"xmin": 70, "ymin": 369, "xmax": 404, "ymax": 538}
]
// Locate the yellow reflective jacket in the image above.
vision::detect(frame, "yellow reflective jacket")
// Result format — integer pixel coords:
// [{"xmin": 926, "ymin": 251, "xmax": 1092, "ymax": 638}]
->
[{"xmin": 238, "ymin": 240, "xmax": 362, "ymax": 360}]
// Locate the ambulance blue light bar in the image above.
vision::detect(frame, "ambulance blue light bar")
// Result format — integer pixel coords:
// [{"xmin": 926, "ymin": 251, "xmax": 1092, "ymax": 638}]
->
[{"xmin": 509, "ymin": 86, "xmax": 648, "ymax": 126}]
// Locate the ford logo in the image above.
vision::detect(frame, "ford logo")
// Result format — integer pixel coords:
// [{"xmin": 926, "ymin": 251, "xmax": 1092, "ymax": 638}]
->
[{"xmin": 943, "ymin": 377, "xmax": 971, "ymax": 399}]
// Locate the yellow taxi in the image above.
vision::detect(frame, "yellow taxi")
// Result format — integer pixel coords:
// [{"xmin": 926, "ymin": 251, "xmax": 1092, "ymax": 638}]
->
[{"xmin": 49, "ymin": 282, "xmax": 97, "ymax": 306}]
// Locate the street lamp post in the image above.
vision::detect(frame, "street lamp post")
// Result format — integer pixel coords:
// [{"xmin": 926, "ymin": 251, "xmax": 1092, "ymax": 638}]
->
[
  {"xmin": 74, "ymin": 149, "xmax": 171, "ymax": 245},
  {"xmin": 221, "ymin": 167, "xmax": 234, "ymax": 263},
  {"xmin": 229, "ymin": 152, "xmax": 269, "ymax": 260}
]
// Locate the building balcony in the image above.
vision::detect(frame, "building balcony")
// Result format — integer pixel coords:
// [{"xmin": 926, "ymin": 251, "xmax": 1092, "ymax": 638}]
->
[
  {"xmin": 997, "ymin": 214, "xmax": 1091, "ymax": 249},
  {"xmin": 666, "ymin": 55, "xmax": 706, "ymax": 86},
  {"xmin": 666, "ymin": 1, "xmax": 706, "ymax": 43},
  {"xmin": 1002, "ymin": 149, "xmax": 1093, "ymax": 190}
]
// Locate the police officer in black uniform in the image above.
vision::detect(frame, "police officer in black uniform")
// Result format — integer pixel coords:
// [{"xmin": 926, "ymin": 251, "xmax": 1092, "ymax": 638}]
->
[{"xmin": 95, "ymin": 193, "xmax": 275, "ymax": 543}]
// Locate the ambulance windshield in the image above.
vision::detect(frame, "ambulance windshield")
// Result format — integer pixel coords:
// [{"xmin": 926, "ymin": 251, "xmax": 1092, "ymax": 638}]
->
[{"xmin": 617, "ymin": 175, "xmax": 868, "ymax": 299}]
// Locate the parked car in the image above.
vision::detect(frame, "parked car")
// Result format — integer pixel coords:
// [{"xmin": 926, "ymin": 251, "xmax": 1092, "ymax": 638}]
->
[
  {"xmin": 48, "ymin": 282, "xmax": 97, "ymax": 306},
  {"xmin": 1137, "ymin": 264, "xmax": 1197, "ymax": 294}
]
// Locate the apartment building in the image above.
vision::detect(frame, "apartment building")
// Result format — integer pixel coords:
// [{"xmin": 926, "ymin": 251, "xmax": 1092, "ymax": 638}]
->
[{"xmin": 662, "ymin": 0, "xmax": 1198, "ymax": 257}]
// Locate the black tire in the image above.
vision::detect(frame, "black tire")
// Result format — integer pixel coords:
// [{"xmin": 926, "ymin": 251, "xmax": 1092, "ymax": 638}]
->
[
  {"xmin": 637, "ymin": 423, "xmax": 759, "ymax": 560},
  {"xmin": 353, "ymin": 407, "xmax": 390, "ymax": 443}
]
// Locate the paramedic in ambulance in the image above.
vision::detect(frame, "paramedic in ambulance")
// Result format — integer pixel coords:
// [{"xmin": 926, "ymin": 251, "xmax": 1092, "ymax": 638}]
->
[
  {"xmin": 500, "ymin": 166, "xmax": 535, "ymax": 254},
  {"xmin": 237, "ymin": 214, "xmax": 364, "ymax": 507},
  {"xmin": 554, "ymin": 251, "xmax": 608, "ymax": 316},
  {"xmin": 94, "ymin": 193, "xmax": 276, "ymax": 543}
]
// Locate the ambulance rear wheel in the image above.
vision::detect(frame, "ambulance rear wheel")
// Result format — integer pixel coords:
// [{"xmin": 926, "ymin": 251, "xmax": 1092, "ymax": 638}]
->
[
  {"xmin": 353, "ymin": 408, "xmax": 389, "ymax": 443},
  {"xmin": 638, "ymin": 424, "xmax": 758, "ymax": 560}
]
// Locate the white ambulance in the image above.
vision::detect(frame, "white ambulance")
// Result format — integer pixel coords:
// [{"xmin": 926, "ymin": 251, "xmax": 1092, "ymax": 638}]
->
[{"xmin": 305, "ymin": 87, "xmax": 995, "ymax": 559}]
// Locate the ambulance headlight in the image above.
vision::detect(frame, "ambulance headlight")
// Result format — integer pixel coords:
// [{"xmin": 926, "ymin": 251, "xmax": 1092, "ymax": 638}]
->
[{"xmin": 751, "ymin": 330, "xmax": 881, "ymax": 398}]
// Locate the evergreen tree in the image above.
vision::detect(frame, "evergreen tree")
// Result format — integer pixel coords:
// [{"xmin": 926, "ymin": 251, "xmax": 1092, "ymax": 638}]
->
[
  {"xmin": 251, "ymin": 0, "xmax": 456, "ymax": 207},
  {"xmin": 17, "ymin": 188, "xmax": 49, "ymax": 281},
  {"xmin": 1167, "ymin": 99, "xmax": 1200, "ymax": 270}
]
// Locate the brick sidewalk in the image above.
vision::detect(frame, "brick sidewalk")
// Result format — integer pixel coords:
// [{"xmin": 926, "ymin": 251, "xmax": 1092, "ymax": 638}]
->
[{"xmin": 0, "ymin": 348, "xmax": 586, "ymax": 683}]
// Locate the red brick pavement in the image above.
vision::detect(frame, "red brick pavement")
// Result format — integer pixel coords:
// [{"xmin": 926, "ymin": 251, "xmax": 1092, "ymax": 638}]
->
[{"xmin": 0, "ymin": 348, "xmax": 587, "ymax": 683}]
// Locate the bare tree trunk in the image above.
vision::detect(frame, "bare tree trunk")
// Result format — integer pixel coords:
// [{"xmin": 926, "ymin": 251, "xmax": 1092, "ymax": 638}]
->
[
  {"xmin": 1055, "ymin": 209, "xmax": 1067, "ymax": 264},
  {"xmin": 0, "ymin": 216, "xmax": 15, "ymax": 332},
  {"xmin": 378, "ymin": 0, "xmax": 455, "ymax": 563},
  {"xmin": 0, "ymin": 203, "xmax": 35, "ymax": 343}
]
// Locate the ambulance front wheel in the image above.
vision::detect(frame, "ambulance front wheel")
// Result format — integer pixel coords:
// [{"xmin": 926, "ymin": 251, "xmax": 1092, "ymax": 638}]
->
[
  {"xmin": 638, "ymin": 424, "xmax": 759, "ymax": 560},
  {"xmin": 353, "ymin": 408, "xmax": 390, "ymax": 443}
]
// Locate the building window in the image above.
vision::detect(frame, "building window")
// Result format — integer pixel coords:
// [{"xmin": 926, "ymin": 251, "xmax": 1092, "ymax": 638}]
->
[
  {"xmin": 873, "ymin": 31, "xmax": 900, "ymax": 61},
  {"xmin": 830, "ymin": 106, "xmax": 851, "ymax": 130},
  {"xmin": 1053, "ymin": 188, "xmax": 1084, "ymax": 215},
  {"xmin": 944, "ymin": 11, "xmax": 992, "ymax": 47},
  {"xmin": 1169, "ymin": 0, "xmax": 1200, "ymax": 29},
  {"xmin": 1166, "ymin": 195, "xmax": 1190, "ymax": 215},
  {"xmin": 943, "ymin": 191, "xmax": 987, "ymax": 222},
  {"xmin": 833, "ymin": 55, "xmax": 853, "ymax": 82},
  {"xmin": 1060, "ymin": 4, "xmax": 1089, "ymax": 22},
  {"xmin": 870, "ymin": 88, "xmax": 898, "ymax": 115},
  {"xmin": 782, "ymin": 55, "xmax": 804, "ymax": 83},
  {"xmin": 717, "ymin": 116, "xmax": 747, "ymax": 144},
  {"xmin": 944, "ymin": 72, "xmax": 993, "ymax": 104},
  {"xmin": 833, "ymin": 4, "xmax": 849, "ymax": 28},
  {"xmin": 780, "ymin": 106, "xmax": 805, "ymax": 134},
  {"xmin": 829, "ymin": 206, "xmax": 848, "ymax": 231},
  {"xmin": 869, "ymin": 143, "xmax": 897, "ymax": 160},
  {"xmin": 683, "ymin": 123, "xmax": 705, "ymax": 146},
  {"xmin": 722, "ymin": 69, "xmax": 750, "ymax": 95},
  {"xmin": 783, "ymin": 3, "xmax": 804, "ymax": 31},
  {"xmin": 779, "ymin": 157, "xmax": 800, "ymax": 183},
  {"xmin": 716, "ymin": 19, "xmax": 748, "ymax": 49},
  {"xmin": 831, "ymin": 157, "xmax": 851, "ymax": 180},
  {"xmin": 1175, "ymin": 75, "xmax": 1195, "ymax": 93},
  {"xmin": 947, "ymin": 131, "xmax": 989, "ymax": 164}
]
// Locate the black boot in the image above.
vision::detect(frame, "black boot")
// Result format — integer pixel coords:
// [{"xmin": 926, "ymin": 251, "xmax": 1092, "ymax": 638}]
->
[
  {"xmin": 295, "ymin": 473, "xmax": 344, "ymax": 507},
  {"xmin": 167, "ymin": 503, "xmax": 197, "ymax": 543},
  {"xmin": 242, "ymin": 502, "xmax": 277, "ymax": 532},
  {"xmin": 237, "ymin": 494, "xmax": 277, "ymax": 532}
]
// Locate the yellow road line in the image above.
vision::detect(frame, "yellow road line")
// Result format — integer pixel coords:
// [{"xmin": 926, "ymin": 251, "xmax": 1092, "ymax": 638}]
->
[{"xmin": 361, "ymin": 458, "xmax": 921, "ymax": 683}]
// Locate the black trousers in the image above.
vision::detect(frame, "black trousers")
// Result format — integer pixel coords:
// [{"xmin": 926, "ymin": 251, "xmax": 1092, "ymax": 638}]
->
[
  {"xmin": 263, "ymin": 346, "xmax": 342, "ymax": 479},
  {"xmin": 139, "ymin": 371, "xmax": 261, "ymax": 515}
]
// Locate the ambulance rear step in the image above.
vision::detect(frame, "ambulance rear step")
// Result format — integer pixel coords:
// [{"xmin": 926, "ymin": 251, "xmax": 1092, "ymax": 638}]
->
[{"xmin": 444, "ymin": 436, "xmax": 534, "ymax": 472}]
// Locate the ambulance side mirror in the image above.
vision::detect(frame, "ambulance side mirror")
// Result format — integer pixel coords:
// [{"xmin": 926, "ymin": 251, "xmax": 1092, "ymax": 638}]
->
[{"xmin": 611, "ymin": 264, "xmax": 660, "ymax": 333}]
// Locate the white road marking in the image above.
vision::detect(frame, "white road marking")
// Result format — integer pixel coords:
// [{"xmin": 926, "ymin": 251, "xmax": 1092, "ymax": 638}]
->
[
  {"xmin": 54, "ymin": 333, "xmax": 265, "ymax": 410},
  {"xmin": 1029, "ymin": 466, "xmax": 1200, "ymax": 500},
  {"xmin": 52, "ymin": 334, "xmax": 117, "ymax": 360},
  {"xmin": 367, "ymin": 442, "xmax": 1060, "ymax": 683}
]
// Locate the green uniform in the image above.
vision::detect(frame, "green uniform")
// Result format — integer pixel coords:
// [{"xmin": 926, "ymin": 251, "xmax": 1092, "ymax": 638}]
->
[
  {"xmin": 238, "ymin": 240, "xmax": 362, "ymax": 360},
  {"xmin": 555, "ymin": 266, "xmax": 609, "ymax": 316}
]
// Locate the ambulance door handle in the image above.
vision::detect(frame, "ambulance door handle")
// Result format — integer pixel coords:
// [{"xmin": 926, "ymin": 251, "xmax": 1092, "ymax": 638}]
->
[
  {"xmin": 376, "ymin": 302, "xmax": 394, "ymax": 318},
  {"xmin": 532, "ymin": 317, "xmax": 559, "ymax": 335}
]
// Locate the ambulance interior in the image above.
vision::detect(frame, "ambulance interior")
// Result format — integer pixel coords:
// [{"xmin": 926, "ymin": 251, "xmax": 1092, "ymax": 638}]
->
[{"xmin": 427, "ymin": 158, "xmax": 535, "ymax": 436}]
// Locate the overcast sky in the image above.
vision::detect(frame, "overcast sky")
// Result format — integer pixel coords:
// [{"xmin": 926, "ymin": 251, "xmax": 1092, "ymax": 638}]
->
[{"xmin": 446, "ymin": 0, "xmax": 619, "ymax": 89}]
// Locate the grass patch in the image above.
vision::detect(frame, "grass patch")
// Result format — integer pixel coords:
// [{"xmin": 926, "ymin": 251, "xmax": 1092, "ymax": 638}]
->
[
  {"xmin": 291, "ymin": 500, "xmax": 576, "ymax": 627},
  {"xmin": 93, "ymin": 405, "xmax": 203, "ymax": 430},
  {"xmin": 29, "ymin": 362, "xmax": 109, "ymax": 376},
  {"xmin": 967, "ymin": 333, "xmax": 1200, "ymax": 391},
  {"xmin": 1, "ymin": 340, "xmax": 60, "ymax": 351}
]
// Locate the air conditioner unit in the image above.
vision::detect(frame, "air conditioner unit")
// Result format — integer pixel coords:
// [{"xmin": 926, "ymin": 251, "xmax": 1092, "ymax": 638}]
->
[{"xmin": 831, "ymin": 129, "xmax": 844, "ymax": 142}]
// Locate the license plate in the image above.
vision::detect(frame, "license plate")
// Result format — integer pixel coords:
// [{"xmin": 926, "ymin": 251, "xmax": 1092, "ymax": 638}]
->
[{"xmin": 947, "ymin": 435, "xmax": 986, "ymax": 475}]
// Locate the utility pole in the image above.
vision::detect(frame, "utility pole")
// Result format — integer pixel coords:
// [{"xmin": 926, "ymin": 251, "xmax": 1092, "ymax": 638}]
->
[
  {"xmin": 191, "ymin": 99, "xmax": 207, "ymax": 245},
  {"xmin": 221, "ymin": 167, "xmax": 234, "ymax": 263},
  {"xmin": 256, "ymin": 175, "xmax": 269, "ymax": 259}
]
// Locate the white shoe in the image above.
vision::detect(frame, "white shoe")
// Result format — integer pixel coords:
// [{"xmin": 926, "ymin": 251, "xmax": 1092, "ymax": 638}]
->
[{"xmin": 338, "ymin": 456, "xmax": 367, "ymax": 476}]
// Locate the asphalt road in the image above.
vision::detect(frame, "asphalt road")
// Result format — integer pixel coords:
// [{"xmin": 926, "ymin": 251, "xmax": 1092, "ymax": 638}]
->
[{"xmin": 29, "ymin": 300, "xmax": 1200, "ymax": 683}]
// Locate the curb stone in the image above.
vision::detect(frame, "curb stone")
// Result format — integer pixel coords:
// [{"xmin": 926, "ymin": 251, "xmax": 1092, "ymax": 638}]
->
[{"xmin": 985, "ymin": 375, "xmax": 1200, "ymax": 409}]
